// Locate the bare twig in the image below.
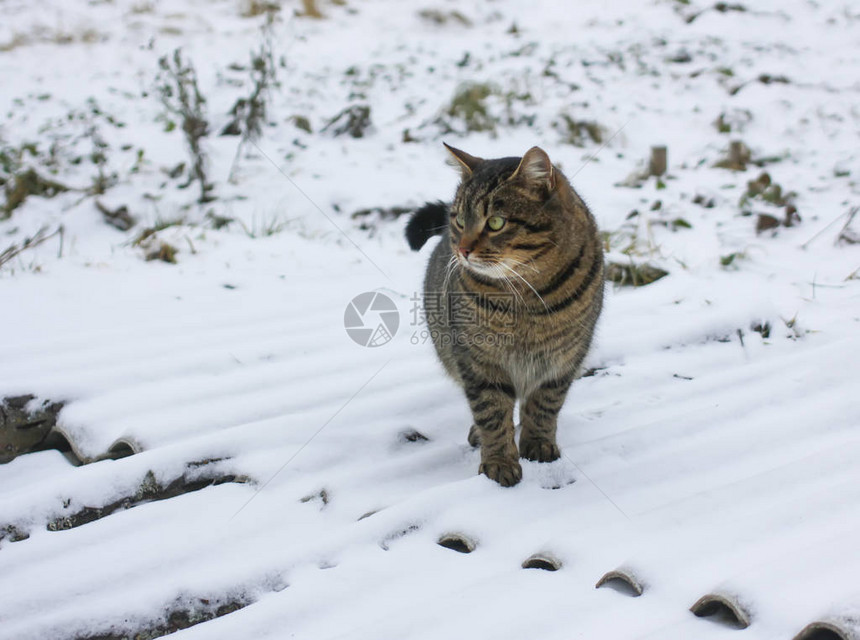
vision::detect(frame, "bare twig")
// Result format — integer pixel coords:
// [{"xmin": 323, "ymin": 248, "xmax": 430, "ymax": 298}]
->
[
  {"xmin": 157, "ymin": 49, "xmax": 215, "ymax": 204},
  {"xmin": 225, "ymin": 20, "xmax": 280, "ymax": 182}
]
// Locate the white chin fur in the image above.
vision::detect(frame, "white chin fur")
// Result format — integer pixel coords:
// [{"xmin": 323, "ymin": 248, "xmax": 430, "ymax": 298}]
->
[{"xmin": 459, "ymin": 257, "xmax": 501, "ymax": 278}]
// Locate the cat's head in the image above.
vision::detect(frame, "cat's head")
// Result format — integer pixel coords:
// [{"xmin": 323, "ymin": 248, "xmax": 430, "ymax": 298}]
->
[{"xmin": 445, "ymin": 144, "xmax": 563, "ymax": 280}]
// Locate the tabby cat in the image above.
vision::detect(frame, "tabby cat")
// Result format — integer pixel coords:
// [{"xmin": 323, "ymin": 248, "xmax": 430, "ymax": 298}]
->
[{"xmin": 406, "ymin": 144, "xmax": 604, "ymax": 487}]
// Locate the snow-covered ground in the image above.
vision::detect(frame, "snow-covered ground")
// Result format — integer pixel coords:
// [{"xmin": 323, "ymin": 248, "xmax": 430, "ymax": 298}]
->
[{"xmin": 1, "ymin": 1, "xmax": 859, "ymax": 638}]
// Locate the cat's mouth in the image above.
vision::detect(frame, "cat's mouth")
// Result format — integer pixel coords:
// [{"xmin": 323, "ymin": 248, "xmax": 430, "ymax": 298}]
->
[{"xmin": 457, "ymin": 254, "xmax": 504, "ymax": 278}]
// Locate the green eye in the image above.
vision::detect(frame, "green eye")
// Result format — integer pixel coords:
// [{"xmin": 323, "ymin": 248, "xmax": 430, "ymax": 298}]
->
[
  {"xmin": 455, "ymin": 212, "xmax": 466, "ymax": 228},
  {"xmin": 487, "ymin": 215, "xmax": 506, "ymax": 231}
]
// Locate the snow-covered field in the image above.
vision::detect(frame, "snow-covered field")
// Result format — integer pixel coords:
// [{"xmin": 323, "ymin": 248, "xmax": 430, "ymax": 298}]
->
[{"xmin": 1, "ymin": 0, "xmax": 859, "ymax": 638}]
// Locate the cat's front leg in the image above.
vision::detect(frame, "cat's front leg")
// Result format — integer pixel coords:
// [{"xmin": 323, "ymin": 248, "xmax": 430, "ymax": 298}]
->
[
  {"xmin": 519, "ymin": 377, "xmax": 573, "ymax": 463},
  {"xmin": 461, "ymin": 371, "xmax": 520, "ymax": 486}
]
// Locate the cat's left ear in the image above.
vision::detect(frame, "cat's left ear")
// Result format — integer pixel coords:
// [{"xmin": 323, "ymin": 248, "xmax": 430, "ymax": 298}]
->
[
  {"xmin": 443, "ymin": 142, "xmax": 484, "ymax": 176},
  {"xmin": 510, "ymin": 146, "xmax": 555, "ymax": 190}
]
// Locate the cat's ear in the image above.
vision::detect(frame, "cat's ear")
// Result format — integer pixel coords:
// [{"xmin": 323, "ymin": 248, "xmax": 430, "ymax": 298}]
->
[
  {"xmin": 443, "ymin": 142, "xmax": 483, "ymax": 176},
  {"xmin": 510, "ymin": 146, "xmax": 555, "ymax": 190}
]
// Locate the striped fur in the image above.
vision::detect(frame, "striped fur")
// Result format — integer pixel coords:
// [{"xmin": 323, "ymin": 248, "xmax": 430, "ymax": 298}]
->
[{"xmin": 409, "ymin": 146, "xmax": 604, "ymax": 487}]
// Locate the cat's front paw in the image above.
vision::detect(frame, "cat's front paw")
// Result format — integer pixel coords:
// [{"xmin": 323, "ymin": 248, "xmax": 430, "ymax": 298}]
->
[
  {"xmin": 479, "ymin": 457, "xmax": 523, "ymax": 487},
  {"xmin": 519, "ymin": 437, "xmax": 561, "ymax": 463}
]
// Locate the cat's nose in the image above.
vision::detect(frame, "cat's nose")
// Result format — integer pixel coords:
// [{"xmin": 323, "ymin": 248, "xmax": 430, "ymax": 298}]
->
[{"xmin": 458, "ymin": 239, "xmax": 476, "ymax": 258}]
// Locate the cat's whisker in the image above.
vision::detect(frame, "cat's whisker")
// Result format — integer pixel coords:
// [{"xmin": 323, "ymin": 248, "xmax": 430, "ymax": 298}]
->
[
  {"xmin": 498, "ymin": 262, "xmax": 550, "ymax": 313},
  {"xmin": 505, "ymin": 257, "xmax": 541, "ymax": 274},
  {"xmin": 442, "ymin": 254, "xmax": 458, "ymax": 295},
  {"xmin": 492, "ymin": 263, "xmax": 526, "ymax": 308},
  {"xmin": 484, "ymin": 260, "xmax": 526, "ymax": 308},
  {"xmin": 499, "ymin": 265, "xmax": 526, "ymax": 307}
]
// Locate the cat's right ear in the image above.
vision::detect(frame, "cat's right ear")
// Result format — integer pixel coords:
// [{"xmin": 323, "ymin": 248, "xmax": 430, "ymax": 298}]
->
[
  {"xmin": 510, "ymin": 146, "xmax": 555, "ymax": 191},
  {"xmin": 443, "ymin": 142, "xmax": 483, "ymax": 177}
]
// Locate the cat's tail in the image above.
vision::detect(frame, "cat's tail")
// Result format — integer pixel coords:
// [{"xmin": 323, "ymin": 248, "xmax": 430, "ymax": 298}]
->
[{"xmin": 405, "ymin": 201, "xmax": 448, "ymax": 251}]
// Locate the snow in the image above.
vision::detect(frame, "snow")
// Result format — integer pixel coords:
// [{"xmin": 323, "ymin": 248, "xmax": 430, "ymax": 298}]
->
[{"xmin": 1, "ymin": 0, "xmax": 859, "ymax": 639}]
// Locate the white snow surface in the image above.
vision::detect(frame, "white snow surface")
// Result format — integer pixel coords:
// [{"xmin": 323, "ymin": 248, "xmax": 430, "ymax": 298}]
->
[{"xmin": 1, "ymin": 0, "xmax": 859, "ymax": 639}]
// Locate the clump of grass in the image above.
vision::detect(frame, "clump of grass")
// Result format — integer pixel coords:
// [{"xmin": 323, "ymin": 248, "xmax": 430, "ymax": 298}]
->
[
  {"xmin": 2, "ymin": 167, "xmax": 70, "ymax": 217},
  {"xmin": 0, "ymin": 225, "xmax": 64, "ymax": 271},
  {"xmin": 741, "ymin": 172, "xmax": 794, "ymax": 207},
  {"xmin": 51, "ymin": 28, "xmax": 104, "ymax": 46},
  {"xmin": 95, "ymin": 200, "xmax": 137, "ymax": 232},
  {"xmin": 2, "ymin": 98, "xmax": 133, "ymax": 216},
  {"xmin": 290, "ymin": 115, "xmax": 312, "ymax": 133},
  {"xmin": 240, "ymin": 0, "xmax": 281, "ymax": 18},
  {"xmin": 605, "ymin": 261, "xmax": 668, "ymax": 287},
  {"xmin": 156, "ymin": 49, "xmax": 215, "ymax": 204},
  {"xmin": 0, "ymin": 33, "xmax": 30, "ymax": 52},
  {"xmin": 237, "ymin": 213, "xmax": 292, "ymax": 238},
  {"xmin": 720, "ymin": 250, "xmax": 747, "ymax": 269},
  {"xmin": 683, "ymin": 2, "xmax": 746, "ymax": 24},
  {"xmin": 145, "ymin": 242, "xmax": 178, "ymax": 264},
  {"xmin": 296, "ymin": 0, "xmax": 324, "ymax": 18},
  {"xmin": 1, "ymin": 28, "xmax": 105, "ymax": 51},
  {"xmin": 740, "ymin": 171, "xmax": 800, "ymax": 234},
  {"xmin": 222, "ymin": 24, "xmax": 279, "ymax": 140},
  {"xmin": 750, "ymin": 320, "xmax": 771, "ymax": 339},
  {"xmin": 299, "ymin": 488, "xmax": 330, "ymax": 507},
  {"xmin": 782, "ymin": 314, "xmax": 806, "ymax": 340},
  {"xmin": 712, "ymin": 108, "xmax": 753, "ymax": 134},
  {"xmin": 652, "ymin": 216, "xmax": 693, "ymax": 232},
  {"xmin": 206, "ymin": 210, "xmax": 235, "ymax": 230},
  {"xmin": 130, "ymin": 1, "xmax": 155, "ymax": 14},
  {"xmin": 554, "ymin": 114, "xmax": 604, "ymax": 147},
  {"xmin": 693, "ymin": 194, "xmax": 716, "ymax": 208},
  {"xmin": 714, "ymin": 113, "xmax": 732, "ymax": 134},
  {"xmin": 444, "ymin": 82, "xmax": 497, "ymax": 133},
  {"xmin": 417, "ymin": 8, "xmax": 472, "ymax": 26},
  {"xmin": 86, "ymin": 123, "xmax": 117, "ymax": 196},
  {"xmin": 222, "ymin": 19, "xmax": 280, "ymax": 180},
  {"xmin": 130, "ymin": 216, "xmax": 185, "ymax": 263},
  {"xmin": 322, "ymin": 105, "xmax": 373, "ymax": 138},
  {"xmin": 602, "ymin": 209, "xmax": 666, "ymax": 258}
]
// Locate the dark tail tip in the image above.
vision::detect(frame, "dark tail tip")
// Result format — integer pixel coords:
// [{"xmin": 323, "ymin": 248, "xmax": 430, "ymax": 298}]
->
[{"xmin": 405, "ymin": 201, "xmax": 448, "ymax": 251}]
